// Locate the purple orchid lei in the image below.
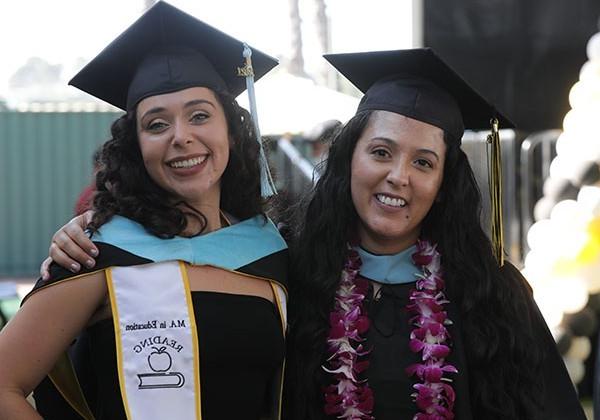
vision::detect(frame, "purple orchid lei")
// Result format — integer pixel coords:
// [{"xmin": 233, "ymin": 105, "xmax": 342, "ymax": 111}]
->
[
  {"xmin": 323, "ymin": 245, "xmax": 374, "ymax": 419},
  {"xmin": 323, "ymin": 239, "xmax": 457, "ymax": 420},
  {"xmin": 406, "ymin": 239, "xmax": 457, "ymax": 420}
]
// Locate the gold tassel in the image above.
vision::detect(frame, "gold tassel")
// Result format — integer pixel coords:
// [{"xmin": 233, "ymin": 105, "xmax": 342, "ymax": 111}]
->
[{"xmin": 487, "ymin": 118, "xmax": 504, "ymax": 266}]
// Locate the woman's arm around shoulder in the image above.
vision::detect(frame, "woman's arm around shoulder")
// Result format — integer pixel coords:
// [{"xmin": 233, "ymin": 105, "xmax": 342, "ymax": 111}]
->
[{"xmin": 0, "ymin": 270, "xmax": 107, "ymax": 419}]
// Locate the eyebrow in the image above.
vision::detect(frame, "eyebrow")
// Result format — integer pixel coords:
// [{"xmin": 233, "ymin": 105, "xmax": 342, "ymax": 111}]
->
[
  {"xmin": 417, "ymin": 148, "xmax": 441, "ymax": 161},
  {"xmin": 184, "ymin": 99, "xmax": 216, "ymax": 109},
  {"xmin": 370, "ymin": 136, "xmax": 441, "ymax": 161},
  {"xmin": 140, "ymin": 99, "xmax": 216, "ymax": 120}
]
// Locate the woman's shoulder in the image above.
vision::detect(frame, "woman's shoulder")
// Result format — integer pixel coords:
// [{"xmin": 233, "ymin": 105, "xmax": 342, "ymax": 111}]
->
[
  {"xmin": 499, "ymin": 261, "xmax": 533, "ymax": 292},
  {"xmin": 22, "ymin": 269, "xmax": 107, "ymax": 308}
]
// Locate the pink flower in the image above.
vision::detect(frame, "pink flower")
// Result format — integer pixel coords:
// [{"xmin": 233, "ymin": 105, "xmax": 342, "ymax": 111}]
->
[
  {"xmin": 413, "ymin": 240, "xmax": 438, "ymax": 266},
  {"xmin": 406, "ymin": 360, "xmax": 458, "ymax": 382}
]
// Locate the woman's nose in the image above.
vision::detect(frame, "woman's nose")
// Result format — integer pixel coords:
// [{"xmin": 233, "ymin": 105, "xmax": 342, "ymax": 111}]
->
[
  {"xmin": 171, "ymin": 121, "xmax": 193, "ymax": 146},
  {"xmin": 386, "ymin": 161, "xmax": 409, "ymax": 187}
]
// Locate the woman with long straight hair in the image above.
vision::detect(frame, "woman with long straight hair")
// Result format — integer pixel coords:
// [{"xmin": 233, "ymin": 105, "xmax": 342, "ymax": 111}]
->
[{"xmin": 286, "ymin": 49, "xmax": 584, "ymax": 419}]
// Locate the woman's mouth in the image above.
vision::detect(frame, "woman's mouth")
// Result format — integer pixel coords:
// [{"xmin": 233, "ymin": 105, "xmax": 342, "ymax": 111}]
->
[
  {"xmin": 375, "ymin": 193, "xmax": 407, "ymax": 208},
  {"xmin": 167, "ymin": 155, "xmax": 208, "ymax": 169}
]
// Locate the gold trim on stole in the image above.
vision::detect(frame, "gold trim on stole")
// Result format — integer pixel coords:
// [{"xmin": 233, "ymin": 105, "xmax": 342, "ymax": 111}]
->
[
  {"xmin": 179, "ymin": 261, "xmax": 202, "ymax": 419},
  {"xmin": 105, "ymin": 268, "xmax": 134, "ymax": 420}
]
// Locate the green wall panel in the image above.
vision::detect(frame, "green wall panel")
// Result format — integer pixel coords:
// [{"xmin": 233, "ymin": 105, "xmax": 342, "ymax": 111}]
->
[{"xmin": 0, "ymin": 112, "xmax": 121, "ymax": 277}]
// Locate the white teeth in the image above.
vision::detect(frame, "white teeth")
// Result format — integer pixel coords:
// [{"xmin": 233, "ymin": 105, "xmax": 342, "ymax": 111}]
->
[
  {"xmin": 169, "ymin": 156, "xmax": 207, "ymax": 168},
  {"xmin": 376, "ymin": 194, "xmax": 406, "ymax": 207}
]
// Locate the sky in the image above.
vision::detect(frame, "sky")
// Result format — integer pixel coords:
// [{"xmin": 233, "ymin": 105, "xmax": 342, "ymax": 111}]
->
[{"xmin": 1, "ymin": 0, "xmax": 415, "ymax": 99}]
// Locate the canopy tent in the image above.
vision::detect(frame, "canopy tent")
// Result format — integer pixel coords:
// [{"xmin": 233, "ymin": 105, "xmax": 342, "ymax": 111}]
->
[{"xmin": 236, "ymin": 69, "xmax": 359, "ymax": 135}]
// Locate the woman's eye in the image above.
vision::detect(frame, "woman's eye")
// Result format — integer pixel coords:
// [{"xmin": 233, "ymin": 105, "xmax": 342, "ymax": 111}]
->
[
  {"xmin": 191, "ymin": 112, "xmax": 208, "ymax": 123},
  {"xmin": 372, "ymin": 149, "xmax": 390, "ymax": 158},
  {"xmin": 147, "ymin": 121, "xmax": 168, "ymax": 131},
  {"xmin": 415, "ymin": 158, "xmax": 432, "ymax": 168}
]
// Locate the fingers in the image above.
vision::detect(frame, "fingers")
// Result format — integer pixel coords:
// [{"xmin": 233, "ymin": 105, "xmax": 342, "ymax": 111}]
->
[
  {"xmin": 40, "ymin": 257, "xmax": 52, "ymax": 281},
  {"xmin": 62, "ymin": 217, "xmax": 98, "ymax": 256},
  {"xmin": 82, "ymin": 210, "xmax": 94, "ymax": 227},
  {"xmin": 48, "ymin": 242, "xmax": 86, "ymax": 275},
  {"xmin": 49, "ymin": 218, "xmax": 98, "ymax": 272},
  {"xmin": 51, "ymin": 230, "xmax": 96, "ymax": 268}
]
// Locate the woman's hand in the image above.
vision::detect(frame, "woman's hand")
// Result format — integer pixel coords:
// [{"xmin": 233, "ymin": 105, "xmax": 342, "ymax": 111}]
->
[{"xmin": 40, "ymin": 210, "xmax": 98, "ymax": 280}]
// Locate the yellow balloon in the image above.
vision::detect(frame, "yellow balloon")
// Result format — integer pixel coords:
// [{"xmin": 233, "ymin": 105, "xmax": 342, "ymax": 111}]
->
[
  {"xmin": 588, "ymin": 217, "xmax": 600, "ymax": 237},
  {"xmin": 553, "ymin": 257, "xmax": 579, "ymax": 276},
  {"xmin": 575, "ymin": 217, "xmax": 600, "ymax": 265}
]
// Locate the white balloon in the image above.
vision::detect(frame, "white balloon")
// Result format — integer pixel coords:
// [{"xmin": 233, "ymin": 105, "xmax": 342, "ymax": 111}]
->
[
  {"xmin": 548, "ymin": 154, "xmax": 593, "ymax": 184},
  {"xmin": 568, "ymin": 81, "xmax": 583, "ymax": 109},
  {"xmin": 587, "ymin": 32, "xmax": 600, "ymax": 60},
  {"xmin": 555, "ymin": 132, "xmax": 571, "ymax": 157},
  {"xmin": 561, "ymin": 199, "xmax": 593, "ymax": 226},
  {"xmin": 569, "ymin": 159, "xmax": 600, "ymax": 185},
  {"xmin": 549, "ymin": 156, "xmax": 571, "ymax": 180},
  {"xmin": 580, "ymin": 59, "xmax": 600, "ymax": 82},
  {"xmin": 534, "ymin": 278, "xmax": 567, "ymax": 328},
  {"xmin": 577, "ymin": 186, "xmax": 600, "ymax": 213},
  {"xmin": 520, "ymin": 267, "xmax": 538, "ymax": 289},
  {"xmin": 569, "ymin": 79, "xmax": 600, "ymax": 110},
  {"xmin": 558, "ymin": 128, "xmax": 600, "ymax": 163},
  {"xmin": 535, "ymin": 297, "xmax": 564, "ymax": 329},
  {"xmin": 534, "ymin": 196, "xmax": 555, "ymax": 221},
  {"xmin": 550, "ymin": 200, "xmax": 579, "ymax": 223},
  {"xmin": 580, "ymin": 261, "xmax": 600, "ymax": 293},
  {"xmin": 524, "ymin": 249, "xmax": 555, "ymax": 278},
  {"xmin": 563, "ymin": 356, "xmax": 586, "ymax": 384},
  {"xmin": 549, "ymin": 201, "xmax": 592, "ymax": 233},
  {"xmin": 543, "ymin": 176, "xmax": 565, "ymax": 199},
  {"xmin": 526, "ymin": 219, "xmax": 554, "ymax": 250},
  {"xmin": 534, "ymin": 277, "xmax": 588, "ymax": 325},
  {"xmin": 551, "ymin": 227, "xmax": 589, "ymax": 260},
  {"xmin": 566, "ymin": 336, "xmax": 592, "ymax": 361},
  {"xmin": 563, "ymin": 108, "xmax": 598, "ymax": 137},
  {"xmin": 562, "ymin": 109, "xmax": 577, "ymax": 133},
  {"xmin": 561, "ymin": 277, "xmax": 589, "ymax": 313}
]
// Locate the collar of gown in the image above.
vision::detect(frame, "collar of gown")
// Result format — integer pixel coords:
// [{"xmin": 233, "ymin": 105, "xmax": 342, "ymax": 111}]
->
[{"xmin": 355, "ymin": 244, "xmax": 419, "ymax": 284}]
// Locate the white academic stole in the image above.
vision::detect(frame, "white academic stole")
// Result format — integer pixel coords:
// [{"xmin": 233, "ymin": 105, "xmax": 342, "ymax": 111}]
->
[{"xmin": 106, "ymin": 261, "xmax": 201, "ymax": 420}]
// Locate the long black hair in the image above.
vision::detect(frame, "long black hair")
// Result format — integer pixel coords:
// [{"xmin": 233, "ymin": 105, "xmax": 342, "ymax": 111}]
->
[
  {"xmin": 89, "ymin": 90, "xmax": 264, "ymax": 237},
  {"xmin": 287, "ymin": 110, "xmax": 544, "ymax": 419}
]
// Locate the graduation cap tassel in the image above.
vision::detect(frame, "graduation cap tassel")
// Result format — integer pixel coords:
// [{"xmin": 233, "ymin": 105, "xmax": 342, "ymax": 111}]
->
[
  {"xmin": 239, "ymin": 44, "xmax": 277, "ymax": 197},
  {"xmin": 487, "ymin": 118, "xmax": 504, "ymax": 266}
]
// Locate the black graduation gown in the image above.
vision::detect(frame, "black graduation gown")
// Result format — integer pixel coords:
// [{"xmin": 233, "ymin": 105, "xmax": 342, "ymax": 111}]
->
[
  {"xmin": 23, "ymin": 216, "xmax": 289, "ymax": 420},
  {"xmin": 364, "ymin": 280, "xmax": 585, "ymax": 420}
]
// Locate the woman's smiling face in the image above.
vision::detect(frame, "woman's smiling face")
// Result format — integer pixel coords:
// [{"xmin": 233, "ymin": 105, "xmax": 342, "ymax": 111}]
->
[
  {"xmin": 136, "ymin": 86, "xmax": 230, "ymax": 211},
  {"xmin": 350, "ymin": 110, "xmax": 446, "ymax": 254}
]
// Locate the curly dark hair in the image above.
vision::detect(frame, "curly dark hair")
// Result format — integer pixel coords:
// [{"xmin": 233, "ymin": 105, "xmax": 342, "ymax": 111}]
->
[
  {"xmin": 89, "ymin": 89, "xmax": 264, "ymax": 237},
  {"xmin": 286, "ymin": 110, "xmax": 544, "ymax": 419}
]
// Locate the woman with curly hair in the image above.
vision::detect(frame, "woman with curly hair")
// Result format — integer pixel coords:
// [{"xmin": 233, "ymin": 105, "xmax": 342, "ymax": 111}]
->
[
  {"xmin": 0, "ymin": 3, "xmax": 287, "ymax": 420},
  {"xmin": 284, "ymin": 49, "xmax": 584, "ymax": 419}
]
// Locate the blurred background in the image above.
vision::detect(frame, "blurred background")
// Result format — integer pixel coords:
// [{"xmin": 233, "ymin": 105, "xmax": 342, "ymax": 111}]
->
[{"xmin": 1, "ymin": 0, "xmax": 600, "ymax": 416}]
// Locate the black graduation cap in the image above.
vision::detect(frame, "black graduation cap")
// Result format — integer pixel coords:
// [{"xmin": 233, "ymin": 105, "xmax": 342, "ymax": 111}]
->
[
  {"xmin": 323, "ymin": 48, "xmax": 514, "ymax": 142},
  {"xmin": 69, "ymin": 1, "xmax": 278, "ymax": 111}
]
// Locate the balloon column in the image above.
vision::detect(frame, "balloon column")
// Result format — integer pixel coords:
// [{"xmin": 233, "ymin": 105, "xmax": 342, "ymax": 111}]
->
[{"xmin": 523, "ymin": 31, "xmax": 600, "ymax": 385}]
